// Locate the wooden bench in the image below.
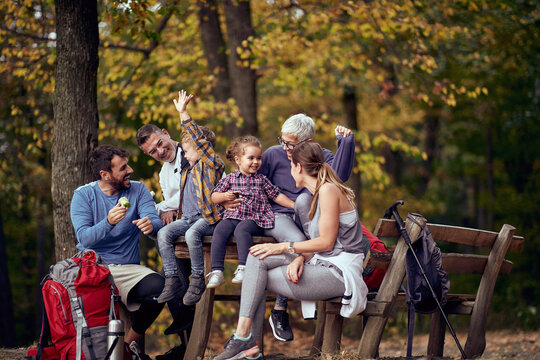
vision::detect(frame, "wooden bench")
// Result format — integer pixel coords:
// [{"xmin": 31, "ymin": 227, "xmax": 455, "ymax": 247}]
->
[
  {"xmin": 173, "ymin": 213, "xmax": 524, "ymax": 359},
  {"xmin": 311, "ymin": 213, "xmax": 525, "ymax": 358}
]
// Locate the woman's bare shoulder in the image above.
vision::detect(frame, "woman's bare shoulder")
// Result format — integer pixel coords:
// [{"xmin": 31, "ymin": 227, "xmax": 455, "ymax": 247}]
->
[{"xmin": 319, "ymin": 183, "xmax": 342, "ymax": 198}]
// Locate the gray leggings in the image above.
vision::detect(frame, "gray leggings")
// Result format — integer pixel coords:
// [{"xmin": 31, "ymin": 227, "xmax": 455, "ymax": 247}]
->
[{"xmin": 239, "ymin": 252, "xmax": 345, "ymax": 340}]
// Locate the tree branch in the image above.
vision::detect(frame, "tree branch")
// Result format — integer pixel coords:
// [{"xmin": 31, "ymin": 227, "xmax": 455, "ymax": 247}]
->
[
  {"xmin": 0, "ymin": 26, "xmax": 50, "ymax": 42},
  {"xmin": 102, "ymin": 42, "xmax": 149, "ymax": 55}
]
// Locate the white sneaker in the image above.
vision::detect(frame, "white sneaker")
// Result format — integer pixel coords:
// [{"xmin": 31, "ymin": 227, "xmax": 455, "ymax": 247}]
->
[
  {"xmin": 232, "ymin": 265, "xmax": 245, "ymax": 284},
  {"xmin": 206, "ymin": 270, "xmax": 225, "ymax": 289}
]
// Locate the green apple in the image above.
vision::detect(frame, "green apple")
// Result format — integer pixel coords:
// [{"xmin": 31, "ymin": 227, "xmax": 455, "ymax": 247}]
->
[{"xmin": 118, "ymin": 196, "xmax": 131, "ymax": 208}]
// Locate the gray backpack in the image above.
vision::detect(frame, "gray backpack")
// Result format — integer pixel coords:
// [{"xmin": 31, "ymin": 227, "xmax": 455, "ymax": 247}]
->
[{"xmin": 405, "ymin": 214, "xmax": 450, "ymax": 356}]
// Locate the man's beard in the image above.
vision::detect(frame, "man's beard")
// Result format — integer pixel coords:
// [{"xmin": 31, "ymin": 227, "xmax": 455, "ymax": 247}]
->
[{"xmin": 111, "ymin": 177, "xmax": 130, "ymax": 191}]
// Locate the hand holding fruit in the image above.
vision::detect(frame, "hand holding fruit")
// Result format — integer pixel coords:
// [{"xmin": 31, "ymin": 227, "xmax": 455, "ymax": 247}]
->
[{"xmin": 107, "ymin": 203, "xmax": 127, "ymax": 225}]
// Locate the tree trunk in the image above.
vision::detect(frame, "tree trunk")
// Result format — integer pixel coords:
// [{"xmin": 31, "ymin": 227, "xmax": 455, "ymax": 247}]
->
[
  {"xmin": 197, "ymin": 0, "xmax": 238, "ymax": 137},
  {"xmin": 52, "ymin": 0, "xmax": 99, "ymax": 261},
  {"xmin": 485, "ymin": 127, "xmax": 494, "ymax": 230},
  {"xmin": 343, "ymin": 86, "xmax": 362, "ymax": 213},
  {"xmin": 35, "ymin": 209, "xmax": 48, "ymax": 337},
  {"xmin": 223, "ymin": 0, "xmax": 258, "ymax": 136},
  {"xmin": 0, "ymin": 210, "xmax": 16, "ymax": 347}
]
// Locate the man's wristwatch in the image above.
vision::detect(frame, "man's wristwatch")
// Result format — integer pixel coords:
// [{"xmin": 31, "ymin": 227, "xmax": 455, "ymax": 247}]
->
[{"xmin": 287, "ymin": 242, "xmax": 295, "ymax": 254}]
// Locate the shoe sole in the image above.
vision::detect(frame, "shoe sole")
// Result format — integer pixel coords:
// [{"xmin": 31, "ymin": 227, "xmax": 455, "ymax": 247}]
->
[
  {"xmin": 268, "ymin": 316, "xmax": 293, "ymax": 342},
  {"xmin": 207, "ymin": 282, "xmax": 224, "ymax": 289},
  {"xmin": 231, "ymin": 278, "xmax": 243, "ymax": 284},
  {"xmin": 230, "ymin": 345, "xmax": 260, "ymax": 360}
]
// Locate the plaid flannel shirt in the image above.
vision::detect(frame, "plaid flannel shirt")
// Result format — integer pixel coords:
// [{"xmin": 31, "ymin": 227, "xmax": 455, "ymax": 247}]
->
[
  {"xmin": 178, "ymin": 118, "xmax": 225, "ymax": 224},
  {"xmin": 212, "ymin": 170, "xmax": 280, "ymax": 229}
]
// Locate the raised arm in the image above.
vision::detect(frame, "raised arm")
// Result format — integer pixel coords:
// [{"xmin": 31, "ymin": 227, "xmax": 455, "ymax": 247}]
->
[{"xmin": 327, "ymin": 125, "xmax": 355, "ymax": 182}]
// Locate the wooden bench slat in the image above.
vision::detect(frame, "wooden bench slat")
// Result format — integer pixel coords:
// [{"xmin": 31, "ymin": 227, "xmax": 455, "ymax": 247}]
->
[
  {"xmin": 442, "ymin": 253, "xmax": 513, "ymax": 275},
  {"xmin": 366, "ymin": 252, "xmax": 513, "ymax": 275},
  {"xmin": 374, "ymin": 218, "xmax": 524, "ymax": 251}
]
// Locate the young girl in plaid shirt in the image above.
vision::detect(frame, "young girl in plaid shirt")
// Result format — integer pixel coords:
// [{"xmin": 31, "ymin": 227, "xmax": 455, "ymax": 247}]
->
[{"xmin": 208, "ymin": 136, "xmax": 294, "ymax": 288}]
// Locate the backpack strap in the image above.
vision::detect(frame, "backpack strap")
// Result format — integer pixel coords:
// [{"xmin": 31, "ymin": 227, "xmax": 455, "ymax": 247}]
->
[
  {"xmin": 109, "ymin": 283, "xmax": 119, "ymax": 320},
  {"xmin": 71, "ymin": 295, "xmax": 98, "ymax": 360},
  {"xmin": 407, "ymin": 213, "xmax": 424, "ymax": 229},
  {"xmin": 36, "ymin": 297, "xmax": 51, "ymax": 360}
]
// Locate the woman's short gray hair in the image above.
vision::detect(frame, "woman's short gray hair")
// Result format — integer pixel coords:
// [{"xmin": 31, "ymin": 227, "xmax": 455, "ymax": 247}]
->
[{"xmin": 281, "ymin": 113, "xmax": 315, "ymax": 141}]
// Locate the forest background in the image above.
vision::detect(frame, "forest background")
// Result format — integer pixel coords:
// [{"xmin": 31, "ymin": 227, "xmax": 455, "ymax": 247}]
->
[{"xmin": 0, "ymin": 0, "xmax": 539, "ymax": 352}]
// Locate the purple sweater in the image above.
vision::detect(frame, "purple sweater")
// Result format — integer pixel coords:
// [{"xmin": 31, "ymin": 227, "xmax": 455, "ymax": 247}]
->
[{"xmin": 259, "ymin": 134, "xmax": 355, "ymax": 213}]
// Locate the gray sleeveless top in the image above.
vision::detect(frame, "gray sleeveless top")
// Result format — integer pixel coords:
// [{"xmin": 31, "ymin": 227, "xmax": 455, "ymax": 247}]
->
[{"xmin": 308, "ymin": 201, "xmax": 370, "ymax": 257}]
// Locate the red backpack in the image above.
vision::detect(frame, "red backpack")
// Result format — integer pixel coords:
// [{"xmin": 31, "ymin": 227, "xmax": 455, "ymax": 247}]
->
[
  {"xmin": 361, "ymin": 224, "xmax": 389, "ymax": 291},
  {"xmin": 27, "ymin": 249, "xmax": 120, "ymax": 360}
]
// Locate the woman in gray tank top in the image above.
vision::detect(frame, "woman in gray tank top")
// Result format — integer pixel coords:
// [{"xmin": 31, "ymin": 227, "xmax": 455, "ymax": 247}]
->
[{"xmin": 212, "ymin": 142, "xmax": 369, "ymax": 360}]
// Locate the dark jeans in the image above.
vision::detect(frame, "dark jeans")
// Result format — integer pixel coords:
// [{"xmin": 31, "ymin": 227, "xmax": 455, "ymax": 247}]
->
[{"xmin": 210, "ymin": 219, "xmax": 263, "ymax": 270}]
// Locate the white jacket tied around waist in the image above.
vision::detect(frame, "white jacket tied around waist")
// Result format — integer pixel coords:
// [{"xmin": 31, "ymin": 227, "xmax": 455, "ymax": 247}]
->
[{"xmin": 301, "ymin": 251, "xmax": 368, "ymax": 318}]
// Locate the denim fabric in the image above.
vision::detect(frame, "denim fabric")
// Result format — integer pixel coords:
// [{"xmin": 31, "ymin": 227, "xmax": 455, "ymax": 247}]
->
[
  {"xmin": 157, "ymin": 214, "xmax": 202, "ymax": 276},
  {"xmin": 185, "ymin": 217, "xmax": 215, "ymax": 275}
]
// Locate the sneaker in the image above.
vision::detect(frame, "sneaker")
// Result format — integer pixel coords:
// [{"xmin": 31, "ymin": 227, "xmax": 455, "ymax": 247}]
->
[
  {"xmin": 155, "ymin": 344, "xmax": 186, "ymax": 360},
  {"xmin": 213, "ymin": 333, "xmax": 259, "ymax": 360},
  {"xmin": 269, "ymin": 309, "xmax": 294, "ymax": 342},
  {"xmin": 231, "ymin": 265, "xmax": 245, "ymax": 284},
  {"xmin": 206, "ymin": 270, "xmax": 225, "ymax": 289},
  {"xmin": 183, "ymin": 273, "xmax": 206, "ymax": 306},
  {"xmin": 125, "ymin": 341, "xmax": 152, "ymax": 360},
  {"xmin": 156, "ymin": 275, "xmax": 183, "ymax": 303}
]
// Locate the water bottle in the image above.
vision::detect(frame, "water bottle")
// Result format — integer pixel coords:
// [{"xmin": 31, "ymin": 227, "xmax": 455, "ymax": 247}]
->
[{"xmin": 107, "ymin": 319, "xmax": 125, "ymax": 360}]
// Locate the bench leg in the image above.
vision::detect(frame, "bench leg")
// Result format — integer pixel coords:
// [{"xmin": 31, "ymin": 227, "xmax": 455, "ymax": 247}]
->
[
  {"xmin": 427, "ymin": 309, "xmax": 446, "ymax": 357},
  {"xmin": 321, "ymin": 301, "xmax": 343, "ymax": 354},
  {"xmin": 310, "ymin": 301, "xmax": 326, "ymax": 356},
  {"xmin": 184, "ymin": 252, "xmax": 214, "ymax": 360},
  {"xmin": 464, "ymin": 224, "xmax": 515, "ymax": 358}
]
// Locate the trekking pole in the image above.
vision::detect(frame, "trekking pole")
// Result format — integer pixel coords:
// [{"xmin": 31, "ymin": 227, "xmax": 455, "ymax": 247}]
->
[{"xmin": 384, "ymin": 200, "xmax": 467, "ymax": 359}]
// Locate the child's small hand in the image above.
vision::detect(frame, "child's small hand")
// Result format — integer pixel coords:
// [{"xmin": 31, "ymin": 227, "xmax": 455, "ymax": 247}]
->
[
  {"xmin": 173, "ymin": 90, "xmax": 193, "ymax": 114},
  {"xmin": 224, "ymin": 191, "xmax": 237, "ymax": 201}
]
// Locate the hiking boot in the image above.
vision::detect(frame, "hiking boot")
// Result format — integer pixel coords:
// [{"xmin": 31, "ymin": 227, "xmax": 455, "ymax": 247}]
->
[
  {"xmin": 269, "ymin": 309, "xmax": 294, "ymax": 342},
  {"xmin": 183, "ymin": 273, "xmax": 206, "ymax": 306},
  {"xmin": 155, "ymin": 344, "xmax": 186, "ymax": 360},
  {"xmin": 231, "ymin": 265, "xmax": 245, "ymax": 284},
  {"xmin": 206, "ymin": 270, "xmax": 225, "ymax": 289},
  {"xmin": 156, "ymin": 275, "xmax": 183, "ymax": 303},
  {"xmin": 213, "ymin": 333, "xmax": 259, "ymax": 360}
]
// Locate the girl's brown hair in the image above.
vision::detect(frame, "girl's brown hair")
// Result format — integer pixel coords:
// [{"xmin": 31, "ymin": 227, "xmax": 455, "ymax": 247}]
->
[
  {"xmin": 291, "ymin": 142, "xmax": 355, "ymax": 219},
  {"xmin": 225, "ymin": 135, "xmax": 262, "ymax": 162}
]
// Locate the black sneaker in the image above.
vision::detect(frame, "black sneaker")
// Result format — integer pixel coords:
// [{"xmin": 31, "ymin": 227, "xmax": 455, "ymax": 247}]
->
[
  {"xmin": 155, "ymin": 344, "xmax": 186, "ymax": 360},
  {"xmin": 269, "ymin": 309, "xmax": 294, "ymax": 342}
]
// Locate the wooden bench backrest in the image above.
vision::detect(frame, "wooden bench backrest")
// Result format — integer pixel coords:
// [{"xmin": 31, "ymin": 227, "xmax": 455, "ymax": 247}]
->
[
  {"xmin": 374, "ymin": 218, "xmax": 524, "ymax": 252},
  {"xmin": 368, "ymin": 218, "xmax": 524, "ymax": 276}
]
